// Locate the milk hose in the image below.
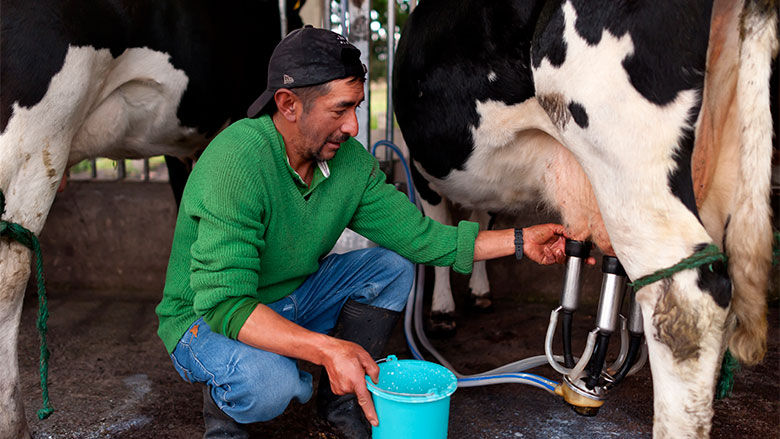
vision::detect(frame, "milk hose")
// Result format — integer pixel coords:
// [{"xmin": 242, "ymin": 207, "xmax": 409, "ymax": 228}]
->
[{"xmin": 372, "ymin": 140, "xmax": 558, "ymax": 393}]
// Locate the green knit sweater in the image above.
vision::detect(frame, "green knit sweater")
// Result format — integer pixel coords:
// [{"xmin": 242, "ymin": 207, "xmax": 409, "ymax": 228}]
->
[{"xmin": 155, "ymin": 115, "xmax": 479, "ymax": 353}]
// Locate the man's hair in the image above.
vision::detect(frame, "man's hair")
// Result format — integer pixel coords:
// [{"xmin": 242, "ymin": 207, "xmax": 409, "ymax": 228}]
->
[{"xmin": 292, "ymin": 76, "xmax": 365, "ymax": 113}]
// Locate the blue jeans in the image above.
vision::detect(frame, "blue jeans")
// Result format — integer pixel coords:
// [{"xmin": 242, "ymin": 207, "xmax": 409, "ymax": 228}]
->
[{"xmin": 169, "ymin": 247, "xmax": 414, "ymax": 424}]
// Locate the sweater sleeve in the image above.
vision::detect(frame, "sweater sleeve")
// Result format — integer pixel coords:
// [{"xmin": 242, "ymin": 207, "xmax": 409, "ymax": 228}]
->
[
  {"xmin": 186, "ymin": 142, "xmax": 267, "ymax": 338},
  {"xmin": 348, "ymin": 159, "xmax": 479, "ymax": 274}
]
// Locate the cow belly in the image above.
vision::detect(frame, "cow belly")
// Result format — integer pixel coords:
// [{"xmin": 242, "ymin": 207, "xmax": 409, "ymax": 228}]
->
[
  {"xmin": 416, "ymin": 98, "xmax": 611, "ymax": 250},
  {"xmin": 68, "ymin": 47, "xmax": 206, "ymax": 165}
]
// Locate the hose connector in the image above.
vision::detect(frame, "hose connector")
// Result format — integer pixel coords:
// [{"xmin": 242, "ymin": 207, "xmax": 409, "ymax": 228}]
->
[{"xmin": 556, "ymin": 375, "xmax": 605, "ymax": 416}]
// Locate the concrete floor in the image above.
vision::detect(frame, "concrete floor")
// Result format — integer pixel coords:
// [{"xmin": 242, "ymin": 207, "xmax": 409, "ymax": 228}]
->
[
  {"xmin": 15, "ymin": 186, "xmax": 780, "ymax": 438},
  {"xmin": 17, "ymin": 268, "xmax": 780, "ymax": 438}
]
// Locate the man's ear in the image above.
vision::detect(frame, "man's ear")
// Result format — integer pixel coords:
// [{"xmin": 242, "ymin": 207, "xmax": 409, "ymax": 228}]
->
[{"xmin": 274, "ymin": 89, "xmax": 299, "ymax": 122}]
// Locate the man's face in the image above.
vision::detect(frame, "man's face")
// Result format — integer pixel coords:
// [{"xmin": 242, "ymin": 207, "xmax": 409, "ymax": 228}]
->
[{"xmin": 298, "ymin": 78, "xmax": 365, "ymax": 161}]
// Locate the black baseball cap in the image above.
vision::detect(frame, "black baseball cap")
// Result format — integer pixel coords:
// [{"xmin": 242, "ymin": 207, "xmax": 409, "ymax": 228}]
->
[{"xmin": 247, "ymin": 25, "xmax": 367, "ymax": 118}]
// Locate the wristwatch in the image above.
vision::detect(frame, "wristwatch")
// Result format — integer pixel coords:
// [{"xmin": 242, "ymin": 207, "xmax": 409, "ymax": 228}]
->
[{"xmin": 514, "ymin": 228, "xmax": 523, "ymax": 260}]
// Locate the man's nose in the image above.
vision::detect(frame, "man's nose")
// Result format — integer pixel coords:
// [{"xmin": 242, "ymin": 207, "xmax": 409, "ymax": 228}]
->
[{"xmin": 341, "ymin": 109, "xmax": 359, "ymax": 137}]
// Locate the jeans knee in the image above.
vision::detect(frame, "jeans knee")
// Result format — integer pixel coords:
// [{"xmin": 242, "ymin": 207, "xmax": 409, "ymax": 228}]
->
[
  {"xmin": 375, "ymin": 247, "xmax": 414, "ymax": 284},
  {"xmin": 221, "ymin": 365, "xmax": 312, "ymax": 423},
  {"xmin": 366, "ymin": 248, "xmax": 414, "ymax": 311}
]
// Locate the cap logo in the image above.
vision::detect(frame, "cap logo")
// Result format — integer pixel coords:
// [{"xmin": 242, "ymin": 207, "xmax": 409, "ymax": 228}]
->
[{"xmin": 283, "ymin": 74, "xmax": 294, "ymax": 85}]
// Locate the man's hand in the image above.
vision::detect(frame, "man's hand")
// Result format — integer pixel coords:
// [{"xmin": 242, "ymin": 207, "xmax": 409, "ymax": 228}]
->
[
  {"xmin": 321, "ymin": 338, "xmax": 380, "ymax": 426},
  {"xmin": 522, "ymin": 223, "xmax": 596, "ymax": 265}
]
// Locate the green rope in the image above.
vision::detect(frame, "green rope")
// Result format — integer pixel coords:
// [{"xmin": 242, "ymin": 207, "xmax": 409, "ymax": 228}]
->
[
  {"xmin": 773, "ymin": 231, "xmax": 780, "ymax": 266},
  {"xmin": 715, "ymin": 350, "xmax": 740, "ymax": 399},
  {"xmin": 628, "ymin": 243, "xmax": 727, "ymax": 291},
  {"xmin": 0, "ymin": 190, "xmax": 54, "ymax": 419}
]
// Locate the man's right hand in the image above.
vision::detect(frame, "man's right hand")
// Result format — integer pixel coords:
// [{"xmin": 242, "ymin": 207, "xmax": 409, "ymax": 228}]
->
[{"xmin": 320, "ymin": 337, "xmax": 381, "ymax": 426}]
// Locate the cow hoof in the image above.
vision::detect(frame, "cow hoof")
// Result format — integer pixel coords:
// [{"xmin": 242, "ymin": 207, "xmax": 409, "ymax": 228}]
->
[
  {"xmin": 468, "ymin": 291, "xmax": 494, "ymax": 312},
  {"xmin": 427, "ymin": 312, "xmax": 457, "ymax": 338}
]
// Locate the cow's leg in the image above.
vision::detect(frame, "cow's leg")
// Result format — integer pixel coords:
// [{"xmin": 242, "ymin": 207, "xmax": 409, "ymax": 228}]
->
[
  {"xmin": 466, "ymin": 209, "xmax": 492, "ymax": 311},
  {"xmin": 0, "ymin": 245, "xmax": 31, "ymax": 439},
  {"xmin": 532, "ymin": 2, "xmax": 730, "ymax": 436},
  {"xmin": 0, "ymin": 46, "xmax": 111, "ymax": 438},
  {"xmin": 0, "ymin": 142, "xmax": 69, "ymax": 439},
  {"xmin": 418, "ymin": 193, "xmax": 458, "ymax": 336}
]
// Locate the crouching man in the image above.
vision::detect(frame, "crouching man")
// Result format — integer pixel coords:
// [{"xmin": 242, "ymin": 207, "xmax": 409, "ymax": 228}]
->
[{"xmin": 155, "ymin": 26, "xmax": 570, "ymax": 439}]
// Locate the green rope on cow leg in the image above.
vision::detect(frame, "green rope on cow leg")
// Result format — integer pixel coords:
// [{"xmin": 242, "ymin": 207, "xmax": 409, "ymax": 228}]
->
[
  {"xmin": 773, "ymin": 231, "xmax": 780, "ymax": 266},
  {"xmin": 628, "ymin": 243, "xmax": 727, "ymax": 291},
  {"xmin": 0, "ymin": 190, "xmax": 54, "ymax": 419},
  {"xmin": 716, "ymin": 350, "xmax": 740, "ymax": 400}
]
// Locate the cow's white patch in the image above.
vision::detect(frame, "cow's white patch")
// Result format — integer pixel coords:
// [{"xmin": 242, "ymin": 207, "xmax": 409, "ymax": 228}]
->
[
  {"xmin": 532, "ymin": 1, "xmax": 711, "ymax": 279},
  {"xmin": 487, "ymin": 71, "xmax": 498, "ymax": 82}
]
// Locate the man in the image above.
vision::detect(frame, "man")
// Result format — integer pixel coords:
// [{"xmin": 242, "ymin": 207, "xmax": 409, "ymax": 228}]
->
[{"xmin": 155, "ymin": 26, "xmax": 574, "ymax": 439}]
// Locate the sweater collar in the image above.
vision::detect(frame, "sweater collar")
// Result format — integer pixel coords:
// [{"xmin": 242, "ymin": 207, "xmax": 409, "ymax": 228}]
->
[{"xmin": 260, "ymin": 114, "xmax": 331, "ymax": 196}]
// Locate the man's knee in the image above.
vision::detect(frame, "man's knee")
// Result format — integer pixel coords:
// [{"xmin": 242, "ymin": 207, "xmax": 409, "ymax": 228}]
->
[
  {"xmin": 220, "ymin": 364, "xmax": 313, "ymax": 423},
  {"xmin": 365, "ymin": 248, "xmax": 414, "ymax": 311},
  {"xmin": 372, "ymin": 247, "xmax": 414, "ymax": 282}
]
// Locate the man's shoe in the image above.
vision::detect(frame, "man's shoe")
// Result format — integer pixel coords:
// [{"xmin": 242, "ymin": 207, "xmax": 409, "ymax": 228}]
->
[
  {"xmin": 316, "ymin": 300, "xmax": 401, "ymax": 439},
  {"xmin": 317, "ymin": 389, "xmax": 371, "ymax": 439},
  {"xmin": 203, "ymin": 386, "xmax": 249, "ymax": 439}
]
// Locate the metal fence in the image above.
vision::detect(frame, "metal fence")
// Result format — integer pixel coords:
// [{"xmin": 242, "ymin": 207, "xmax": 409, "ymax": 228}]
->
[{"xmin": 68, "ymin": 157, "xmax": 169, "ymax": 181}]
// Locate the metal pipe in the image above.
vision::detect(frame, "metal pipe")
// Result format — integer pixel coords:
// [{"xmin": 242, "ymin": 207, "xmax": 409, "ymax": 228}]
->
[
  {"xmin": 559, "ymin": 239, "xmax": 591, "ymax": 367},
  {"xmin": 324, "ymin": 0, "xmax": 332, "ymax": 29},
  {"xmin": 560, "ymin": 240, "xmax": 591, "ymax": 311},
  {"xmin": 117, "ymin": 159, "xmax": 126, "ymax": 180},
  {"xmin": 595, "ymin": 256, "xmax": 626, "ymax": 333},
  {"xmin": 385, "ymin": 0, "xmax": 396, "ymax": 147},
  {"xmin": 627, "ymin": 286, "xmax": 644, "ymax": 334},
  {"xmin": 340, "ymin": 0, "xmax": 349, "ymax": 35},
  {"xmin": 279, "ymin": 0, "xmax": 288, "ymax": 38}
]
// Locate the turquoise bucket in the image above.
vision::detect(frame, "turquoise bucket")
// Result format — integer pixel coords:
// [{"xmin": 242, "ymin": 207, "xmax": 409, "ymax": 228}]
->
[{"xmin": 366, "ymin": 355, "xmax": 458, "ymax": 439}]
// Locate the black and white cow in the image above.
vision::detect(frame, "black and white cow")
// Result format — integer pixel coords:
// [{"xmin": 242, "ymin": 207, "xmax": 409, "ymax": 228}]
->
[
  {"xmin": 0, "ymin": 1, "xmax": 303, "ymax": 436},
  {"xmin": 394, "ymin": 0, "xmax": 776, "ymax": 436}
]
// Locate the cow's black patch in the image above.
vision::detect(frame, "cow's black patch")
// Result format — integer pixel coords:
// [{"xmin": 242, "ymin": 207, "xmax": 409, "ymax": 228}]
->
[
  {"xmin": 394, "ymin": 0, "xmax": 546, "ymax": 181},
  {"xmin": 667, "ymin": 107, "xmax": 702, "ymax": 218},
  {"xmin": 1, "ymin": 0, "xmax": 303, "ymax": 136},
  {"xmin": 693, "ymin": 243, "xmax": 732, "ymax": 308},
  {"xmin": 531, "ymin": 0, "xmax": 567, "ymax": 68},
  {"xmin": 568, "ymin": 101, "xmax": 589, "ymax": 128},
  {"xmin": 410, "ymin": 162, "xmax": 442, "ymax": 206},
  {"xmin": 565, "ymin": 0, "xmax": 713, "ymax": 106}
]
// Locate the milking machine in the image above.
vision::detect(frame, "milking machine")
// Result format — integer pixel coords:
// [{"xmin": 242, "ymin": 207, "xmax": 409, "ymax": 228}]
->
[{"xmin": 546, "ymin": 251, "xmax": 648, "ymax": 415}]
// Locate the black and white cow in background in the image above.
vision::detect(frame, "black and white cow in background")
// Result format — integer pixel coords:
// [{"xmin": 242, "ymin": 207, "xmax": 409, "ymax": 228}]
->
[
  {"xmin": 0, "ymin": 1, "xmax": 304, "ymax": 437},
  {"xmin": 394, "ymin": 0, "xmax": 777, "ymax": 437}
]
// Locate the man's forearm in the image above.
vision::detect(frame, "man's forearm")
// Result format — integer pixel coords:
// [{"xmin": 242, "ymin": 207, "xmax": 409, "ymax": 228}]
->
[
  {"xmin": 473, "ymin": 229, "xmax": 516, "ymax": 261},
  {"xmin": 237, "ymin": 303, "xmax": 334, "ymax": 366}
]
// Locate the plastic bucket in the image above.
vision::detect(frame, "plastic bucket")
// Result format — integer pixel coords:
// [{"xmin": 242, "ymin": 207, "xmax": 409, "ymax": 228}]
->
[{"xmin": 366, "ymin": 355, "xmax": 458, "ymax": 439}]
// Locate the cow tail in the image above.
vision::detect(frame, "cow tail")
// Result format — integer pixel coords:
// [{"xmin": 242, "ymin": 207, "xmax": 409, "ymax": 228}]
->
[{"xmin": 725, "ymin": 0, "xmax": 778, "ymax": 366}]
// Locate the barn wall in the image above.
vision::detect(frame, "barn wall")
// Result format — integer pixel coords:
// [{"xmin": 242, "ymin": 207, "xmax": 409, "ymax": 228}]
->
[{"xmin": 28, "ymin": 181, "xmax": 178, "ymax": 301}]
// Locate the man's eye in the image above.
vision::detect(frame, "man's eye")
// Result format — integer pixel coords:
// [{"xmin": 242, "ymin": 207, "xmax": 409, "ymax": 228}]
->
[{"xmin": 334, "ymin": 110, "xmax": 346, "ymax": 117}]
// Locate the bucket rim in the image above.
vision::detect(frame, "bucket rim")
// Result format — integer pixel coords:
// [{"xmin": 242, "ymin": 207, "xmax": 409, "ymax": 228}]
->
[{"xmin": 365, "ymin": 356, "xmax": 457, "ymax": 403}]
